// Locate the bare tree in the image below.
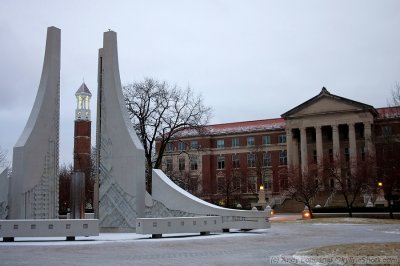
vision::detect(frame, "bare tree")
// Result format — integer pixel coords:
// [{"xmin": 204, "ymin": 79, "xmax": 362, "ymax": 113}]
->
[
  {"xmin": 169, "ymin": 169, "xmax": 201, "ymax": 196},
  {"xmin": 0, "ymin": 146, "xmax": 7, "ymax": 167},
  {"xmin": 58, "ymin": 163, "xmax": 73, "ymax": 214},
  {"xmin": 377, "ymin": 84, "xmax": 400, "ymax": 218},
  {"xmin": 388, "ymin": 82, "xmax": 400, "ymax": 107},
  {"xmin": 328, "ymin": 156, "xmax": 374, "ymax": 217},
  {"xmin": 377, "ymin": 138, "xmax": 400, "ymax": 218},
  {"xmin": 217, "ymin": 169, "xmax": 242, "ymax": 208},
  {"xmin": 59, "ymin": 147, "xmax": 97, "ymax": 215},
  {"xmin": 253, "ymin": 144, "xmax": 266, "ymax": 188},
  {"xmin": 287, "ymin": 164, "xmax": 323, "ymax": 218},
  {"xmin": 124, "ymin": 78, "xmax": 212, "ymax": 193}
]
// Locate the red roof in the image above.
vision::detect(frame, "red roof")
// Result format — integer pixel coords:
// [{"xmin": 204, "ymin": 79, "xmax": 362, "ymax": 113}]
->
[
  {"xmin": 174, "ymin": 118, "xmax": 285, "ymax": 138},
  {"xmin": 376, "ymin": 106, "xmax": 400, "ymax": 119},
  {"xmin": 172, "ymin": 107, "xmax": 399, "ymax": 139}
]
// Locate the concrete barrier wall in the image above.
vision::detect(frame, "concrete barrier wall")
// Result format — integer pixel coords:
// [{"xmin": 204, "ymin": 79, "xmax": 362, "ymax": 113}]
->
[
  {"xmin": 136, "ymin": 216, "xmax": 222, "ymax": 235},
  {"xmin": 0, "ymin": 219, "xmax": 99, "ymax": 238}
]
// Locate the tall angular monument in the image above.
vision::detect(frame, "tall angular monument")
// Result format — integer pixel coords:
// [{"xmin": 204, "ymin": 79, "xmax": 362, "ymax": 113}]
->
[
  {"xmin": 0, "ymin": 168, "xmax": 10, "ymax": 219},
  {"xmin": 96, "ymin": 30, "xmax": 145, "ymax": 230},
  {"xmin": 95, "ymin": 30, "xmax": 270, "ymax": 233},
  {"xmin": 8, "ymin": 27, "xmax": 60, "ymax": 219}
]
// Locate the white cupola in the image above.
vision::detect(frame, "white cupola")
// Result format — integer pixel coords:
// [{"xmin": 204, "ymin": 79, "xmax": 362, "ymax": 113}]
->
[{"xmin": 75, "ymin": 82, "xmax": 92, "ymax": 120}]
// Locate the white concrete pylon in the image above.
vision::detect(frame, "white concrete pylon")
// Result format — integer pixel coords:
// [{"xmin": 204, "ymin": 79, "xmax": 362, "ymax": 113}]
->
[
  {"xmin": 8, "ymin": 27, "xmax": 61, "ymax": 219},
  {"xmin": 96, "ymin": 30, "xmax": 145, "ymax": 230}
]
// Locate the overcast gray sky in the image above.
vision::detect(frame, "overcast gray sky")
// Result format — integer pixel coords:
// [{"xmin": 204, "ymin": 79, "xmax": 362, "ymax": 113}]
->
[{"xmin": 0, "ymin": 0, "xmax": 399, "ymax": 166}]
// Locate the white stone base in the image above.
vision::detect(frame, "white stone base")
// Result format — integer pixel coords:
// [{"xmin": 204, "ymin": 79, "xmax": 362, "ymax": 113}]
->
[
  {"xmin": 0, "ymin": 219, "xmax": 99, "ymax": 241},
  {"xmin": 136, "ymin": 216, "xmax": 222, "ymax": 237}
]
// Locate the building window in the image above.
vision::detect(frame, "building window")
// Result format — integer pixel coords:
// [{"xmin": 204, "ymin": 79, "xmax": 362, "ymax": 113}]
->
[
  {"xmin": 217, "ymin": 139, "xmax": 225, "ymax": 148},
  {"xmin": 247, "ymin": 153, "xmax": 256, "ymax": 168},
  {"xmin": 313, "ymin": 150, "xmax": 317, "ymax": 163},
  {"xmin": 383, "ymin": 125, "xmax": 392, "ymax": 137},
  {"xmin": 247, "ymin": 136, "xmax": 255, "ymax": 146},
  {"xmin": 344, "ymin": 147, "xmax": 350, "ymax": 162},
  {"xmin": 247, "ymin": 176, "xmax": 257, "ymax": 193},
  {"xmin": 178, "ymin": 142, "xmax": 186, "ymax": 151},
  {"xmin": 217, "ymin": 177, "xmax": 225, "ymax": 193},
  {"xmin": 217, "ymin": 156, "xmax": 225, "ymax": 169},
  {"xmin": 233, "ymin": 176, "xmax": 241, "ymax": 191},
  {"xmin": 190, "ymin": 177, "xmax": 199, "ymax": 193},
  {"xmin": 330, "ymin": 179, "xmax": 335, "ymax": 189},
  {"xmin": 232, "ymin": 154, "xmax": 240, "ymax": 168},
  {"xmin": 278, "ymin": 135, "xmax": 287, "ymax": 144},
  {"xmin": 263, "ymin": 152, "xmax": 271, "ymax": 167},
  {"xmin": 361, "ymin": 146, "xmax": 365, "ymax": 161},
  {"xmin": 329, "ymin": 149, "xmax": 333, "ymax": 162},
  {"xmin": 263, "ymin": 175, "xmax": 272, "ymax": 190},
  {"xmin": 190, "ymin": 156, "xmax": 198, "ymax": 171},
  {"xmin": 166, "ymin": 143, "xmax": 173, "ymax": 152},
  {"xmin": 279, "ymin": 173, "xmax": 288, "ymax": 190},
  {"xmin": 179, "ymin": 158, "xmax": 185, "ymax": 171},
  {"xmin": 323, "ymin": 129, "xmax": 333, "ymax": 141},
  {"xmin": 166, "ymin": 158, "xmax": 173, "ymax": 172},
  {"xmin": 191, "ymin": 140, "xmax": 199, "ymax": 150},
  {"xmin": 356, "ymin": 125, "xmax": 364, "ymax": 139},
  {"xmin": 279, "ymin": 150, "xmax": 287, "ymax": 165},
  {"xmin": 263, "ymin": 135, "xmax": 271, "ymax": 145},
  {"xmin": 232, "ymin": 138, "xmax": 240, "ymax": 148}
]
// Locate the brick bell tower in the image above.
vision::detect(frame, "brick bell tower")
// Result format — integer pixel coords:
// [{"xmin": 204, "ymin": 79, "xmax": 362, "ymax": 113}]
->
[{"xmin": 72, "ymin": 82, "xmax": 92, "ymax": 218}]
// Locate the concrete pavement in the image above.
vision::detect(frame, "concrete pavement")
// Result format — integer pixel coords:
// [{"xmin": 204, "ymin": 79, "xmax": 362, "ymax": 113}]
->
[{"xmin": 1, "ymin": 221, "xmax": 399, "ymax": 265}]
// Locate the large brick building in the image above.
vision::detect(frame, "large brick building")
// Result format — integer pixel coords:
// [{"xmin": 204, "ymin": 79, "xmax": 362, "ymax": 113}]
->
[{"xmin": 157, "ymin": 88, "xmax": 400, "ymax": 208}]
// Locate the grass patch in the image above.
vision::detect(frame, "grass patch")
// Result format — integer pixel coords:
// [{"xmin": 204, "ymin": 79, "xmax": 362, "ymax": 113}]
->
[
  {"xmin": 295, "ymin": 242, "xmax": 400, "ymax": 258},
  {"xmin": 271, "ymin": 217, "xmax": 400, "ymax": 224}
]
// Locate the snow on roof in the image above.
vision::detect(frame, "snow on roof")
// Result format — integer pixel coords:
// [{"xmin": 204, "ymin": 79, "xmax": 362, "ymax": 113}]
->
[
  {"xmin": 173, "ymin": 118, "xmax": 286, "ymax": 138},
  {"xmin": 376, "ymin": 106, "xmax": 400, "ymax": 119},
  {"xmin": 170, "ymin": 106, "xmax": 399, "ymax": 139}
]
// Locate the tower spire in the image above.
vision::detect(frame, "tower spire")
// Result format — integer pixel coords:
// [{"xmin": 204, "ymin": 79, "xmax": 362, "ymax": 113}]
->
[{"xmin": 75, "ymin": 82, "xmax": 92, "ymax": 120}]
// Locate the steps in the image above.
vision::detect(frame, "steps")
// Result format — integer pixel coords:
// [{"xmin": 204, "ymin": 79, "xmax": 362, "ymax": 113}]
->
[
  {"xmin": 328, "ymin": 194, "xmax": 365, "ymax": 207},
  {"xmin": 271, "ymin": 191, "xmax": 365, "ymax": 213},
  {"xmin": 274, "ymin": 199, "xmax": 305, "ymax": 213}
]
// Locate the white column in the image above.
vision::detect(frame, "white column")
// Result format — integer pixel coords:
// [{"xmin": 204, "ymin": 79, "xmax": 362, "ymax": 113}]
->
[
  {"xmin": 332, "ymin": 124, "xmax": 340, "ymax": 162},
  {"xmin": 286, "ymin": 128, "xmax": 293, "ymax": 168},
  {"xmin": 348, "ymin": 123, "xmax": 357, "ymax": 174},
  {"xmin": 364, "ymin": 122, "xmax": 375, "ymax": 159},
  {"xmin": 332, "ymin": 124, "xmax": 341, "ymax": 179},
  {"xmin": 315, "ymin": 126, "xmax": 323, "ymax": 168},
  {"xmin": 300, "ymin": 127, "xmax": 308, "ymax": 173}
]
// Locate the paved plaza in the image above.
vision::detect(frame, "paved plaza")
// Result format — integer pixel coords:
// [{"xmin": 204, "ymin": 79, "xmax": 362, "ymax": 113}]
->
[{"xmin": 1, "ymin": 217, "xmax": 399, "ymax": 265}]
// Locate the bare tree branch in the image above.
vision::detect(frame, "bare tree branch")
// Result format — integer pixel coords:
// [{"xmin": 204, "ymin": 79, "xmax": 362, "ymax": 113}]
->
[
  {"xmin": 377, "ymin": 86, "xmax": 400, "ymax": 218},
  {"xmin": 287, "ymin": 163, "xmax": 323, "ymax": 218},
  {"xmin": 0, "ymin": 146, "xmax": 7, "ymax": 167},
  {"xmin": 123, "ymin": 78, "xmax": 212, "ymax": 192},
  {"xmin": 326, "ymin": 155, "xmax": 375, "ymax": 217}
]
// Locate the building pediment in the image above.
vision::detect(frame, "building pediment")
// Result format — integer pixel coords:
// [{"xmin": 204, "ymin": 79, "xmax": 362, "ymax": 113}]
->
[{"xmin": 281, "ymin": 87, "xmax": 378, "ymax": 119}]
